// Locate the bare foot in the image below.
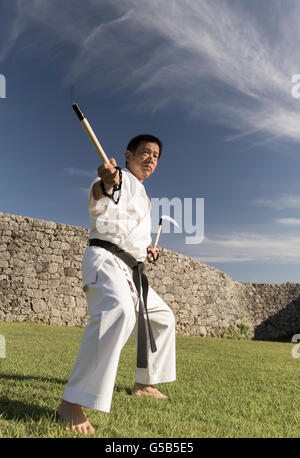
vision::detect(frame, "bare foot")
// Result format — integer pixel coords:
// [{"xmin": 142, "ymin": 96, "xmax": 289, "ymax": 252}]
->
[
  {"xmin": 131, "ymin": 382, "xmax": 168, "ymax": 400},
  {"xmin": 56, "ymin": 400, "xmax": 95, "ymax": 435}
]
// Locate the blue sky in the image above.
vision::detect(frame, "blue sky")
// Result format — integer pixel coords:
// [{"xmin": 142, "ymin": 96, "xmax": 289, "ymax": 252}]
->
[{"xmin": 1, "ymin": 0, "xmax": 300, "ymax": 284}]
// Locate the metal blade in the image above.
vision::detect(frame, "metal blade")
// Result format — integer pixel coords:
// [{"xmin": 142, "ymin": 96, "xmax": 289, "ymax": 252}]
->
[{"xmin": 160, "ymin": 215, "xmax": 180, "ymax": 228}]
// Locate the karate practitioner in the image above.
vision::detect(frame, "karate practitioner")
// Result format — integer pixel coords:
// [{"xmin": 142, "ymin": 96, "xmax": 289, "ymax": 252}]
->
[{"xmin": 57, "ymin": 134, "xmax": 176, "ymax": 435}]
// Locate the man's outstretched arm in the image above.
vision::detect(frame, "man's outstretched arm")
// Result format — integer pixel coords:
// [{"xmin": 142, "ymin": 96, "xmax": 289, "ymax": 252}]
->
[{"xmin": 92, "ymin": 157, "xmax": 120, "ymax": 200}]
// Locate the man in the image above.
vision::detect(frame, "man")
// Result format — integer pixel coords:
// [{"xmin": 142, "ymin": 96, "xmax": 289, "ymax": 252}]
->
[{"xmin": 57, "ymin": 134, "xmax": 176, "ymax": 435}]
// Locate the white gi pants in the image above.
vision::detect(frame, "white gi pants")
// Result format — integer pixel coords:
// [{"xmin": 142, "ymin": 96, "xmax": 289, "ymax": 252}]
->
[{"xmin": 62, "ymin": 247, "xmax": 176, "ymax": 413}]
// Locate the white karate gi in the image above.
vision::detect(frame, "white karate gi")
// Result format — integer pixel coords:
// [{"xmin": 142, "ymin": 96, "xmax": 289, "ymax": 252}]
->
[{"xmin": 62, "ymin": 168, "xmax": 176, "ymax": 413}]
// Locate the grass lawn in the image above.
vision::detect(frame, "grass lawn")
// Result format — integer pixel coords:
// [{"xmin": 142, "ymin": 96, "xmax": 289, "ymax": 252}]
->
[{"xmin": 0, "ymin": 321, "xmax": 299, "ymax": 438}]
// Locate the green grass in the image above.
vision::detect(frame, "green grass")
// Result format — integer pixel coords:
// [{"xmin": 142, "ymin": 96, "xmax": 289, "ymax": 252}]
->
[{"xmin": 0, "ymin": 322, "xmax": 299, "ymax": 438}]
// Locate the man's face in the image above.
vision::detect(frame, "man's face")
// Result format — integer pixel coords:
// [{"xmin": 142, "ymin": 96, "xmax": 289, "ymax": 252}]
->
[{"xmin": 125, "ymin": 141, "xmax": 160, "ymax": 182}]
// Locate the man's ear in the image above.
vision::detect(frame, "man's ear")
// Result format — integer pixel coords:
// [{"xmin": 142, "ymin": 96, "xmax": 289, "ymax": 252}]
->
[{"xmin": 125, "ymin": 149, "xmax": 134, "ymax": 162}]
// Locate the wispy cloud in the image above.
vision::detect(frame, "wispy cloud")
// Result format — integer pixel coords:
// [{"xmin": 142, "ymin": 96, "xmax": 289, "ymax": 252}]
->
[
  {"xmin": 275, "ymin": 218, "xmax": 300, "ymax": 226},
  {"xmin": 66, "ymin": 167, "xmax": 95, "ymax": 195},
  {"xmin": 193, "ymin": 232, "xmax": 300, "ymax": 264},
  {"xmin": 66, "ymin": 166, "xmax": 95, "ymax": 179},
  {"xmin": 78, "ymin": 187, "xmax": 90, "ymax": 196},
  {"xmin": 3, "ymin": 0, "xmax": 300, "ymax": 142},
  {"xmin": 163, "ymin": 228, "xmax": 300, "ymax": 264},
  {"xmin": 254, "ymin": 195, "xmax": 300, "ymax": 210}
]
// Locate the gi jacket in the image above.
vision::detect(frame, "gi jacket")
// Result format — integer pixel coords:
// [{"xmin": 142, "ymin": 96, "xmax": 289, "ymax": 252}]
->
[{"xmin": 87, "ymin": 167, "xmax": 152, "ymax": 260}]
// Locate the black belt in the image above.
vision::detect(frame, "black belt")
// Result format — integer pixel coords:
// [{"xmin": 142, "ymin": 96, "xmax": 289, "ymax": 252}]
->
[{"xmin": 88, "ymin": 239, "xmax": 157, "ymax": 368}]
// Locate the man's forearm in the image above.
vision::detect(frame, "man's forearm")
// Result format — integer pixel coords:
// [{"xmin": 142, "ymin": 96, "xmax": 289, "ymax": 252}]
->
[{"xmin": 92, "ymin": 180, "xmax": 113, "ymax": 201}]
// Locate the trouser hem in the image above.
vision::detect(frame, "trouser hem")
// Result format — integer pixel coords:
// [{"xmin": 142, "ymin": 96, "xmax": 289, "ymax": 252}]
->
[
  {"xmin": 62, "ymin": 387, "xmax": 111, "ymax": 413},
  {"xmin": 135, "ymin": 370, "xmax": 176, "ymax": 385}
]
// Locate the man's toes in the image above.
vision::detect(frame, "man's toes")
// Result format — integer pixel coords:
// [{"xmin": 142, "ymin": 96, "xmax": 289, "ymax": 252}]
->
[
  {"xmin": 157, "ymin": 391, "xmax": 168, "ymax": 399},
  {"xmin": 87, "ymin": 425, "xmax": 95, "ymax": 434},
  {"xmin": 71, "ymin": 423, "xmax": 94, "ymax": 435},
  {"xmin": 73, "ymin": 424, "xmax": 84, "ymax": 434}
]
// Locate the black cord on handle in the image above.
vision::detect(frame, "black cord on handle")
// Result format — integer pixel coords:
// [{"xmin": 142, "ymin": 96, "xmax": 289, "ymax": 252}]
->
[{"xmin": 100, "ymin": 167, "xmax": 122, "ymax": 205}]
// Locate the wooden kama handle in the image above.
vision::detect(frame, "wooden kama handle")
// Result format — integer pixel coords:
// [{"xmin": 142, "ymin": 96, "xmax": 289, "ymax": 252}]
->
[
  {"xmin": 153, "ymin": 224, "xmax": 162, "ymax": 247},
  {"xmin": 81, "ymin": 118, "xmax": 109, "ymax": 164},
  {"xmin": 73, "ymin": 103, "xmax": 109, "ymax": 164}
]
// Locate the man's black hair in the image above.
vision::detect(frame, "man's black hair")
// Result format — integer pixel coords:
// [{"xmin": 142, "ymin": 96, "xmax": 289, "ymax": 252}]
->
[{"xmin": 126, "ymin": 134, "xmax": 163, "ymax": 157}]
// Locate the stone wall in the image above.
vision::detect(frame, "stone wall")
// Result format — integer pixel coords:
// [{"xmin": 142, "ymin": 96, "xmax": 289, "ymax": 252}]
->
[{"xmin": 0, "ymin": 212, "xmax": 300, "ymax": 340}]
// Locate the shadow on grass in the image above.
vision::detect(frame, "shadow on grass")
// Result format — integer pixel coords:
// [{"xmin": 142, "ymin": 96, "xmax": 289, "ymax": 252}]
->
[
  {"xmin": 0, "ymin": 373, "xmax": 67, "ymax": 423},
  {"xmin": 114, "ymin": 384, "xmax": 132, "ymax": 395},
  {"xmin": 0, "ymin": 373, "xmax": 67, "ymax": 385},
  {"xmin": 0, "ymin": 373, "xmax": 133, "ymax": 424},
  {"xmin": 0, "ymin": 396, "xmax": 56, "ymax": 422}
]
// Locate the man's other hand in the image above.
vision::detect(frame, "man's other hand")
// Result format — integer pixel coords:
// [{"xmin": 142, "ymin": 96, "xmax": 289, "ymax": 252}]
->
[{"xmin": 147, "ymin": 245, "xmax": 160, "ymax": 262}]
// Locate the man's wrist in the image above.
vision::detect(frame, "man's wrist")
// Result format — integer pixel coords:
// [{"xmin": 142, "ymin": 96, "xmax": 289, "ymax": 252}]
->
[
  {"xmin": 93, "ymin": 180, "xmax": 112, "ymax": 200},
  {"xmin": 100, "ymin": 179, "xmax": 113, "ymax": 196}
]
